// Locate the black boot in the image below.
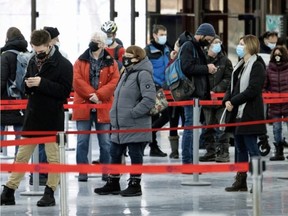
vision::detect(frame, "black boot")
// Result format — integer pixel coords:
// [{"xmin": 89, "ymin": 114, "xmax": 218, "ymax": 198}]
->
[
  {"xmin": 270, "ymin": 142, "xmax": 285, "ymax": 161},
  {"xmin": 1, "ymin": 185, "xmax": 15, "ymax": 205},
  {"xmin": 149, "ymin": 145, "xmax": 167, "ymax": 157},
  {"xmin": 94, "ymin": 175, "xmax": 121, "ymax": 195},
  {"xmin": 169, "ymin": 136, "xmax": 179, "ymax": 159},
  {"xmin": 120, "ymin": 176, "xmax": 142, "ymax": 197},
  {"xmin": 199, "ymin": 142, "xmax": 215, "ymax": 162},
  {"xmin": 37, "ymin": 186, "xmax": 55, "ymax": 207},
  {"xmin": 225, "ymin": 172, "xmax": 248, "ymax": 192},
  {"xmin": 215, "ymin": 143, "xmax": 230, "ymax": 163}
]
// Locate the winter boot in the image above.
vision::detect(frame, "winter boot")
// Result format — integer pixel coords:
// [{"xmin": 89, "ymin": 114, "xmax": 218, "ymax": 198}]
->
[
  {"xmin": 120, "ymin": 176, "xmax": 142, "ymax": 197},
  {"xmin": 225, "ymin": 172, "xmax": 248, "ymax": 192},
  {"xmin": 169, "ymin": 136, "xmax": 179, "ymax": 159},
  {"xmin": 215, "ymin": 143, "xmax": 230, "ymax": 163},
  {"xmin": 37, "ymin": 186, "xmax": 55, "ymax": 207},
  {"xmin": 149, "ymin": 145, "xmax": 167, "ymax": 157},
  {"xmin": 1, "ymin": 185, "xmax": 15, "ymax": 205},
  {"xmin": 94, "ymin": 175, "xmax": 121, "ymax": 195},
  {"xmin": 199, "ymin": 141, "xmax": 216, "ymax": 162},
  {"xmin": 270, "ymin": 142, "xmax": 285, "ymax": 161}
]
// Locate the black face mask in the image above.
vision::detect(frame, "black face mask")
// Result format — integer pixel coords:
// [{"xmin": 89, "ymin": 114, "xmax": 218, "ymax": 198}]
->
[
  {"xmin": 122, "ymin": 56, "xmax": 134, "ymax": 67},
  {"xmin": 274, "ymin": 55, "xmax": 282, "ymax": 63},
  {"xmin": 36, "ymin": 52, "xmax": 47, "ymax": 60},
  {"xmin": 199, "ymin": 37, "xmax": 210, "ymax": 47},
  {"xmin": 89, "ymin": 42, "xmax": 100, "ymax": 52}
]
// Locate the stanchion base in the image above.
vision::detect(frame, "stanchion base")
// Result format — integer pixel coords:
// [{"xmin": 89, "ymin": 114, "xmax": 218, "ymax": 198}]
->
[
  {"xmin": 20, "ymin": 191, "xmax": 44, "ymax": 196},
  {"xmin": 65, "ymin": 148, "xmax": 75, "ymax": 151},
  {"xmin": 75, "ymin": 175, "xmax": 102, "ymax": 179},
  {"xmin": 277, "ymin": 177, "xmax": 288, "ymax": 180},
  {"xmin": 181, "ymin": 181, "xmax": 211, "ymax": 186}
]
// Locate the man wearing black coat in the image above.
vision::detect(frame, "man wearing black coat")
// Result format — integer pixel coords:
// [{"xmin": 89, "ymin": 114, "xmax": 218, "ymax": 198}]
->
[{"xmin": 1, "ymin": 29, "xmax": 73, "ymax": 207}]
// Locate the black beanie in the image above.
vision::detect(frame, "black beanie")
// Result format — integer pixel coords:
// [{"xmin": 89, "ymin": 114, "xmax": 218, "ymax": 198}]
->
[
  {"xmin": 44, "ymin": 26, "xmax": 60, "ymax": 39},
  {"xmin": 195, "ymin": 23, "xmax": 216, "ymax": 37}
]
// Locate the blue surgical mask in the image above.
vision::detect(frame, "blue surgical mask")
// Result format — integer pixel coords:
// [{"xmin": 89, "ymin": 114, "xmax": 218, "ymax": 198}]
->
[
  {"xmin": 157, "ymin": 35, "xmax": 167, "ymax": 45},
  {"xmin": 105, "ymin": 37, "xmax": 113, "ymax": 46},
  {"xmin": 211, "ymin": 43, "xmax": 221, "ymax": 54},
  {"xmin": 267, "ymin": 42, "xmax": 276, "ymax": 50},
  {"xmin": 236, "ymin": 45, "xmax": 245, "ymax": 58}
]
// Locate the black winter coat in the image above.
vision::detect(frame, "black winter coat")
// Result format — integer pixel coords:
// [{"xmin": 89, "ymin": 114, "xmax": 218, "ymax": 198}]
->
[
  {"xmin": 0, "ymin": 35, "xmax": 28, "ymax": 125},
  {"xmin": 22, "ymin": 47, "xmax": 73, "ymax": 136},
  {"xmin": 178, "ymin": 31, "xmax": 210, "ymax": 99},
  {"xmin": 223, "ymin": 56, "xmax": 267, "ymax": 135}
]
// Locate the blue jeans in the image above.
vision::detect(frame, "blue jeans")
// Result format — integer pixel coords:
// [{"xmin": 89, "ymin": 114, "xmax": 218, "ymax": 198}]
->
[
  {"xmin": 76, "ymin": 112, "xmax": 111, "ymax": 164},
  {"xmin": 1, "ymin": 124, "xmax": 22, "ymax": 155},
  {"xmin": 272, "ymin": 116, "xmax": 288, "ymax": 144},
  {"xmin": 181, "ymin": 105, "xmax": 193, "ymax": 164},
  {"xmin": 110, "ymin": 142, "xmax": 146, "ymax": 177},
  {"xmin": 234, "ymin": 134, "xmax": 259, "ymax": 162}
]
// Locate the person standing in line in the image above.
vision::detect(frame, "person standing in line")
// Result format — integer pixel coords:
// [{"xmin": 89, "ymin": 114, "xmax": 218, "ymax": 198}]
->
[
  {"xmin": 144, "ymin": 24, "xmax": 171, "ymax": 157},
  {"xmin": 94, "ymin": 45, "xmax": 156, "ymax": 197},
  {"xmin": 177, "ymin": 24, "xmax": 217, "ymax": 166},
  {"xmin": 0, "ymin": 27, "xmax": 28, "ymax": 156},
  {"xmin": 224, "ymin": 35, "xmax": 266, "ymax": 192},
  {"xmin": 264, "ymin": 46, "xmax": 288, "ymax": 161},
  {"xmin": 44, "ymin": 26, "xmax": 68, "ymax": 59},
  {"xmin": 72, "ymin": 31, "xmax": 119, "ymax": 182},
  {"xmin": 0, "ymin": 29, "xmax": 73, "ymax": 206},
  {"xmin": 101, "ymin": 21, "xmax": 125, "ymax": 73},
  {"xmin": 199, "ymin": 35, "xmax": 233, "ymax": 163}
]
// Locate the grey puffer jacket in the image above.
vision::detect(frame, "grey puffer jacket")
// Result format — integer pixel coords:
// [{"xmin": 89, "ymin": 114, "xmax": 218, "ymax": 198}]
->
[{"xmin": 110, "ymin": 57, "xmax": 156, "ymax": 144}]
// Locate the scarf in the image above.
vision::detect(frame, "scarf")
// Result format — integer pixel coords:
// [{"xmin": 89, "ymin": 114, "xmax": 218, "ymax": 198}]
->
[{"xmin": 231, "ymin": 54, "xmax": 257, "ymax": 119}]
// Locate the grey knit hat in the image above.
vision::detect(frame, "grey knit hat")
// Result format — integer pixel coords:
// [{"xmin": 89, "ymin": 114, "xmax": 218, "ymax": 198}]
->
[{"xmin": 195, "ymin": 23, "xmax": 216, "ymax": 37}]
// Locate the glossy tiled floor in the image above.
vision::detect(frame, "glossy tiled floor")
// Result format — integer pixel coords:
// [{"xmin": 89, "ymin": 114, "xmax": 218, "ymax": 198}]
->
[{"xmin": 1, "ymin": 122, "xmax": 287, "ymax": 216}]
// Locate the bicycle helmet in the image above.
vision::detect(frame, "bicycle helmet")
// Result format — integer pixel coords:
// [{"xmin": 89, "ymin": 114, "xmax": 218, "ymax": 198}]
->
[{"xmin": 101, "ymin": 21, "xmax": 118, "ymax": 34}]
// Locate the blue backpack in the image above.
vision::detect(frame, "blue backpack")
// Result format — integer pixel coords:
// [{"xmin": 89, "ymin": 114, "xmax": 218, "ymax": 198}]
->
[
  {"xmin": 164, "ymin": 43, "xmax": 195, "ymax": 101},
  {"xmin": 5, "ymin": 50, "xmax": 33, "ymax": 99}
]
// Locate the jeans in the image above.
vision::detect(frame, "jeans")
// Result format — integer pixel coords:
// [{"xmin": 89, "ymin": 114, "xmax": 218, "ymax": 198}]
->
[
  {"xmin": 272, "ymin": 116, "xmax": 288, "ymax": 144},
  {"xmin": 1, "ymin": 124, "xmax": 22, "ymax": 155},
  {"xmin": 234, "ymin": 134, "xmax": 259, "ymax": 162},
  {"xmin": 181, "ymin": 105, "xmax": 193, "ymax": 164},
  {"xmin": 76, "ymin": 112, "xmax": 111, "ymax": 165},
  {"xmin": 110, "ymin": 142, "xmax": 146, "ymax": 177}
]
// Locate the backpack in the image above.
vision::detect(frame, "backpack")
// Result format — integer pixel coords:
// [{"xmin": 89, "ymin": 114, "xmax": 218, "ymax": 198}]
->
[
  {"xmin": 5, "ymin": 50, "xmax": 33, "ymax": 99},
  {"xmin": 114, "ymin": 44, "xmax": 124, "ymax": 72},
  {"xmin": 164, "ymin": 42, "xmax": 195, "ymax": 101}
]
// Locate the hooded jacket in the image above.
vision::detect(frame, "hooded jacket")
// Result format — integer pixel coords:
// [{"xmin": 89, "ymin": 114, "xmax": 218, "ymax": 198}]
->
[
  {"xmin": 0, "ymin": 35, "xmax": 28, "ymax": 125},
  {"xmin": 178, "ymin": 31, "xmax": 210, "ymax": 99},
  {"xmin": 110, "ymin": 57, "xmax": 156, "ymax": 144}
]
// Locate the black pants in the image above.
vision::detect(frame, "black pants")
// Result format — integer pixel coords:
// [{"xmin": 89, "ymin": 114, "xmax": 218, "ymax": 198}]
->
[{"xmin": 150, "ymin": 106, "xmax": 184, "ymax": 147}]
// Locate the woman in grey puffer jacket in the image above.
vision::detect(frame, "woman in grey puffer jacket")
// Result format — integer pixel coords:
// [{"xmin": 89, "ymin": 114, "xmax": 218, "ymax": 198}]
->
[{"xmin": 94, "ymin": 45, "xmax": 156, "ymax": 197}]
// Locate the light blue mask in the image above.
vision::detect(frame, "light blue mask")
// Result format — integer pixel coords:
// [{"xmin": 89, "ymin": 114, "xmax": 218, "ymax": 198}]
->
[
  {"xmin": 105, "ymin": 37, "xmax": 113, "ymax": 46},
  {"xmin": 211, "ymin": 43, "xmax": 221, "ymax": 54},
  {"xmin": 267, "ymin": 42, "xmax": 276, "ymax": 50},
  {"xmin": 236, "ymin": 45, "xmax": 245, "ymax": 58},
  {"xmin": 157, "ymin": 35, "xmax": 167, "ymax": 45}
]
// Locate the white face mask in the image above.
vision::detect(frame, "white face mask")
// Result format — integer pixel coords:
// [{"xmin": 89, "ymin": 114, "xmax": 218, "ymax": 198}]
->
[
  {"xmin": 157, "ymin": 35, "xmax": 167, "ymax": 45},
  {"xmin": 267, "ymin": 42, "xmax": 276, "ymax": 50},
  {"xmin": 105, "ymin": 37, "xmax": 113, "ymax": 46}
]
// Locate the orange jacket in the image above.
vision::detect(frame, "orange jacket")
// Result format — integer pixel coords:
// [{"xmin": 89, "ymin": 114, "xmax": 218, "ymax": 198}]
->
[{"xmin": 72, "ymin": 49, "xmax": 119, "ymax": 123}]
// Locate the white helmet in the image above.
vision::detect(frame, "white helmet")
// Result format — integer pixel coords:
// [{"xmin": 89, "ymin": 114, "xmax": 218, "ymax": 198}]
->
[{"xmin": 101, "ymin": 21, "xmax": 118, "ymax": 34}]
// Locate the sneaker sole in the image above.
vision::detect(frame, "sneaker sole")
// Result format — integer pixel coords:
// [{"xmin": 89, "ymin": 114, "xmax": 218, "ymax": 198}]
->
[{"xmin": 120, "ymin": 192, "xmax": 142, "ymax": 197}]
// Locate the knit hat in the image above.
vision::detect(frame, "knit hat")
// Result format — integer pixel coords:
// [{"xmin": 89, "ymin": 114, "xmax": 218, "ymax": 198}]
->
[
  {"xmin": 43, "ymin": 27, "xmax": 60, "ymax": 39},
  {"xmin": 195, "ymin": 23, "xmax": 216, "ymax": 37}
]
